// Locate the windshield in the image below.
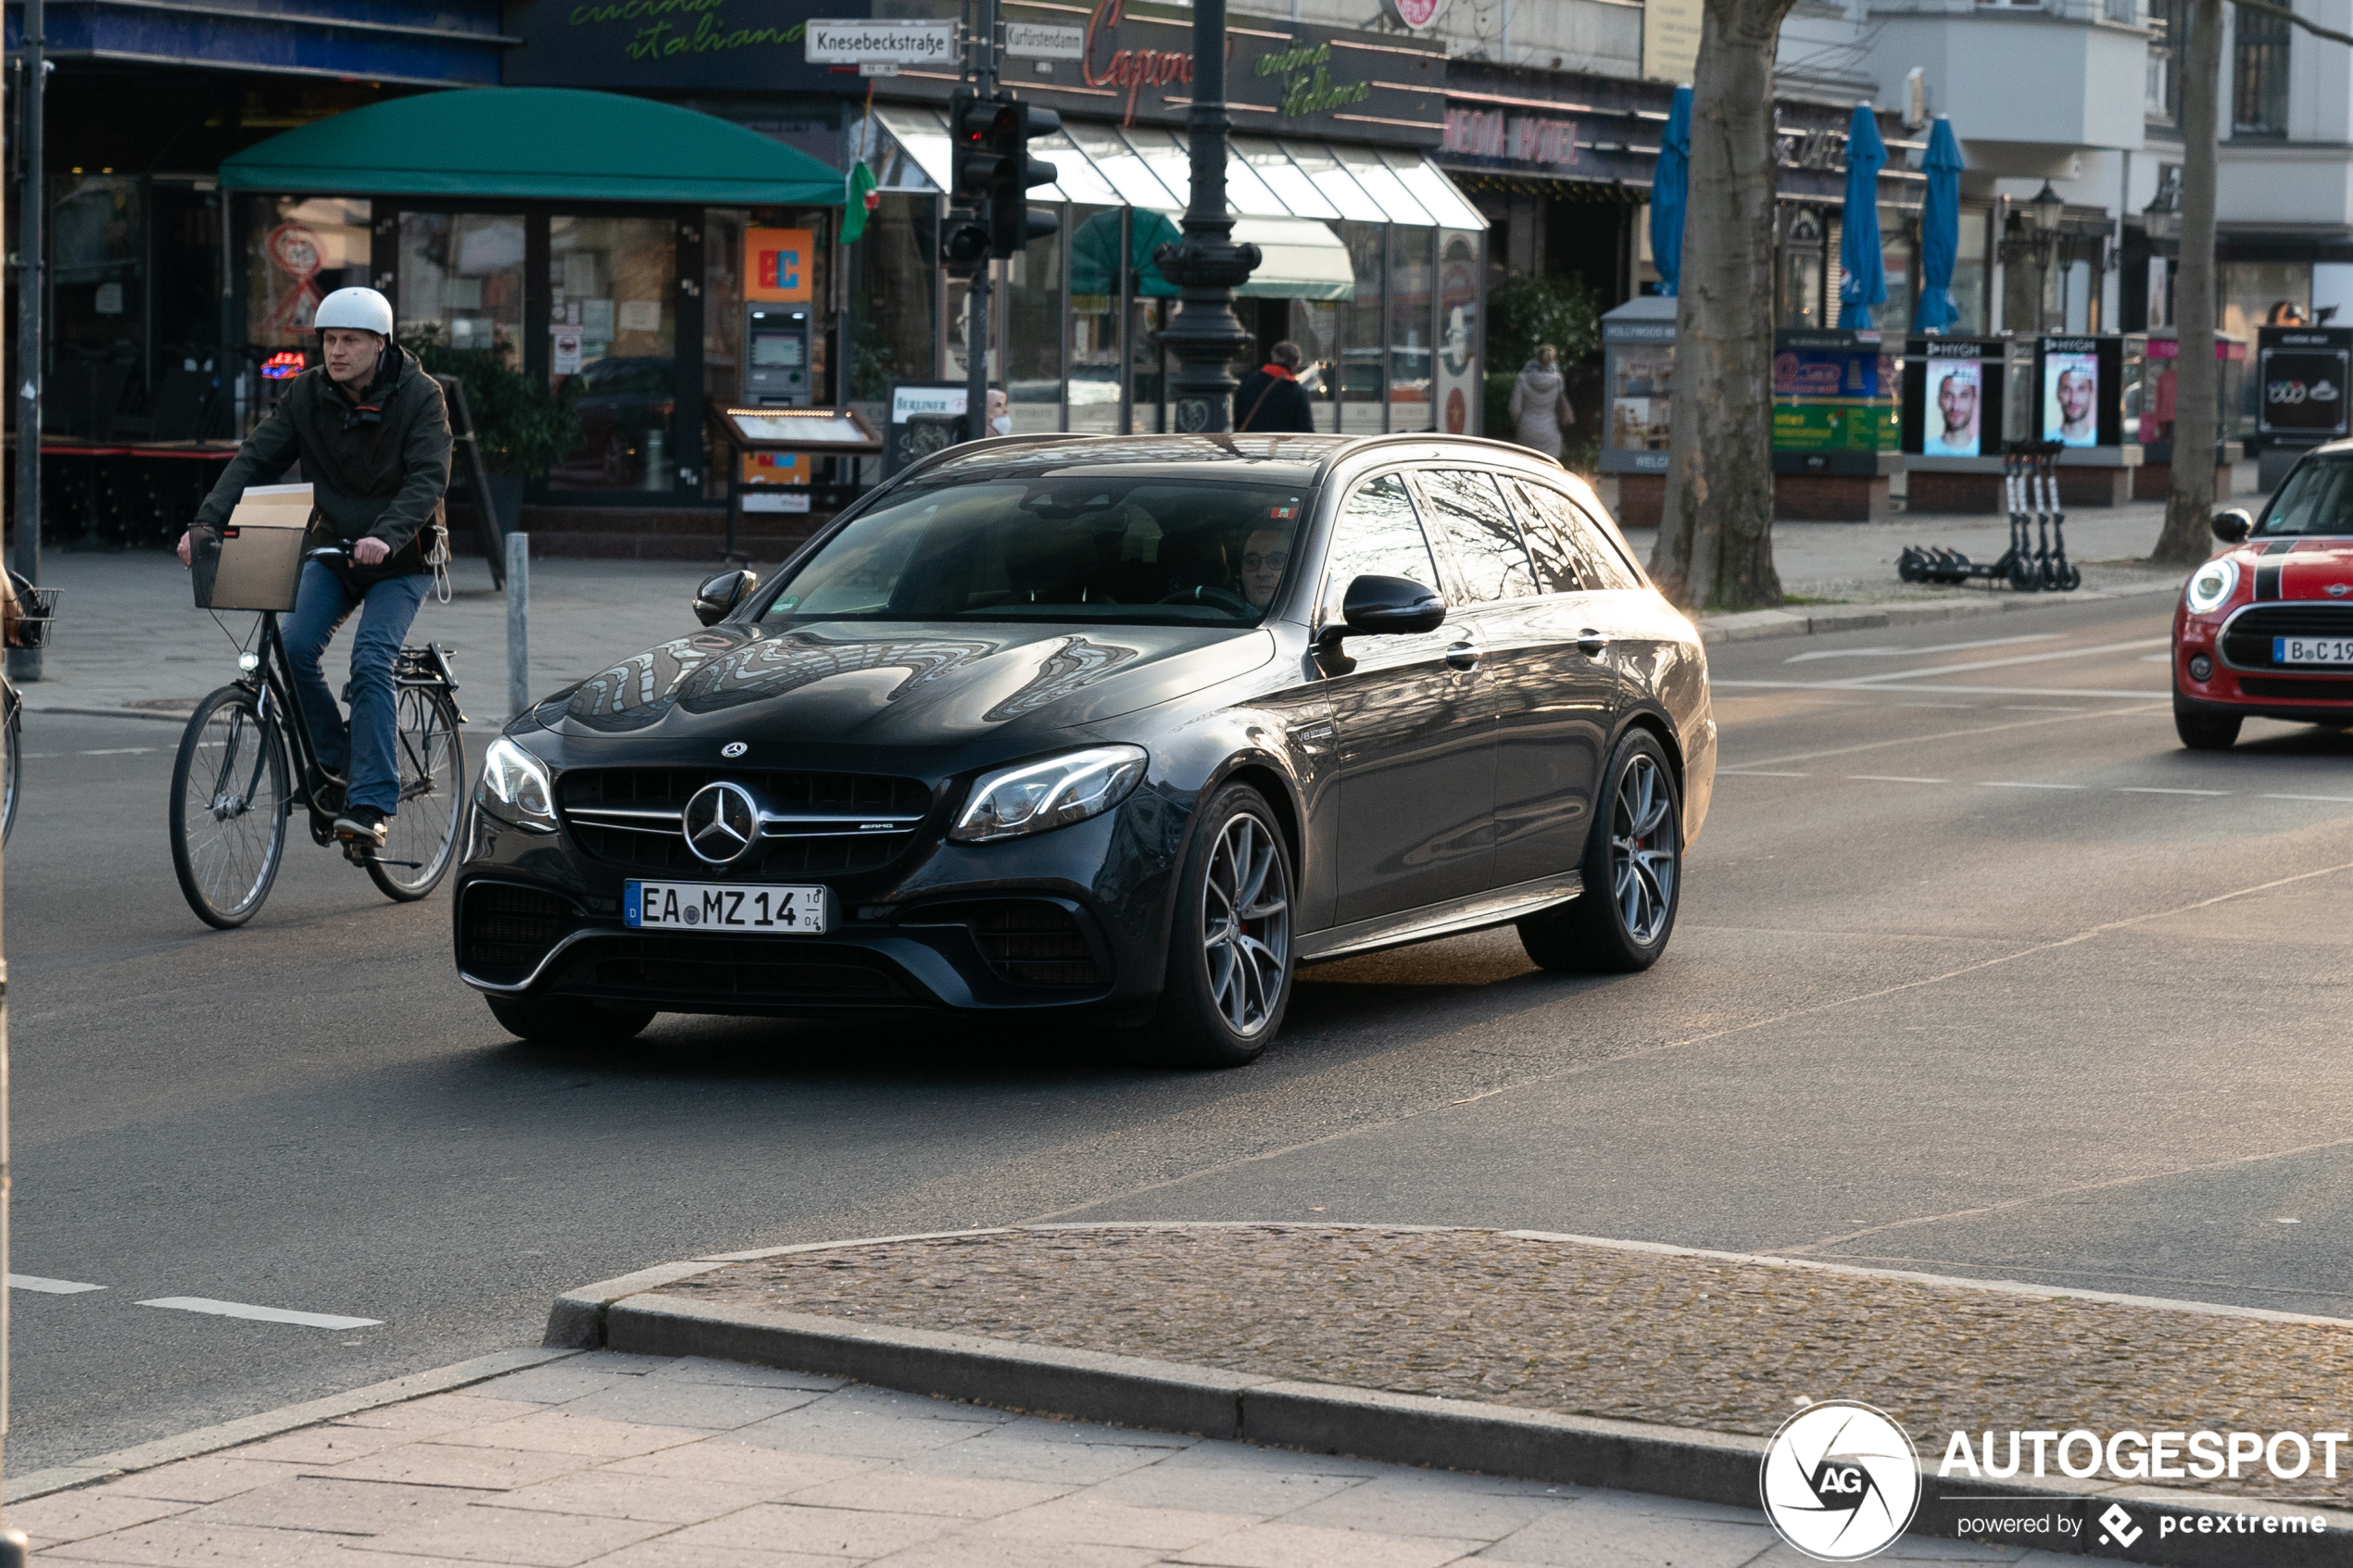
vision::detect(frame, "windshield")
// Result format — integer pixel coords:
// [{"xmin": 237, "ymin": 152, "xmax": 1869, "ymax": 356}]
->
[
  {"xmin": 761, "ymin": 478, "xmax": 1308, "ymax": 627},
  {"xmin": 2259, "ymin": 458, "xmax": 2353, "ymax": 535}
]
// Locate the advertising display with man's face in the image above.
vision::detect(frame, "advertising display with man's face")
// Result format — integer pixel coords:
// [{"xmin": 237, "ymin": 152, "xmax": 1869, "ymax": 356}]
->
[
  {"xmin": 2045, "ymin": 353, "xmax": 2100, "ymax": 446},
  {"xmin": 1924, "ymin": 362, "xmax": 1982, "ymax": 458}
]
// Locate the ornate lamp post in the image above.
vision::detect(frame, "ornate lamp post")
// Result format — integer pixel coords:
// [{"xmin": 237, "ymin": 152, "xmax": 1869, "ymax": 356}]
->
[
  {"xmin": 1997, "ymin": 181, "xmax": 2068, "ymax": 332},
  {"xmin": 1151, "ymin": 0, "xmax": 1260, "ymax": 433}
]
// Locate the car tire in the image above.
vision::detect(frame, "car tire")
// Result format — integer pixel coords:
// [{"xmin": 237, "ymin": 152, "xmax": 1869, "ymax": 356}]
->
[
  {"xmin": 1129, "ymin": 783, "xmax": 1295, "ymax": 1070},
  {"xmin": 486, "ymin": 995, "xmax": 656, "ymax": 1047},
  {"xmin": 2174, "ymin": 705, "xmax": 2242, "ymax": 751},
  {"xmin": 1518, "ymin": 729, "xmax": 1681, "ymax": 974}
]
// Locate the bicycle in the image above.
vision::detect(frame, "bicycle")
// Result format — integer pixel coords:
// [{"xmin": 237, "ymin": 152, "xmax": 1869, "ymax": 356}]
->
[{"xmin": 169, "ymin": 546, "xmax": 468, "ymax": 928}]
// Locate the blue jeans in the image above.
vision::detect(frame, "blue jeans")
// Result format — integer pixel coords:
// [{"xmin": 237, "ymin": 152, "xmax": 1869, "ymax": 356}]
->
[{"xmin": 281, "ymin": 560, "xmax": 432, "ymax": 815}]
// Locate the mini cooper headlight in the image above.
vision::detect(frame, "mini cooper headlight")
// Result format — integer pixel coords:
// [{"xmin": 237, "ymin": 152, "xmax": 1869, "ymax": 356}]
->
[
  {"xmin": 477, "ymin": 735, "xmax": 558, "ymax": 833},
  {"xmin": 2185, "ymin": 558, "xmax": 2239, "ymax": 614},
  {"xmin": 950, "ymin": 746, "xmax": 1148, "ymax": 844}
]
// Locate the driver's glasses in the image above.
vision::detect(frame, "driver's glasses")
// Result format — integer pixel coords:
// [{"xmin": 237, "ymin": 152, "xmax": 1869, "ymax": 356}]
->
[{"xmin": 1243, "ymin": 552, "xmax": 1288, "ymax": 573}]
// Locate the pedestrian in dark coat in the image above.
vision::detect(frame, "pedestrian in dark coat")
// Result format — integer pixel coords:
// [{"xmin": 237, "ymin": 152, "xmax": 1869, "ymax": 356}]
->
[{"xmin": 1235, "ymin": 341, "xmax": 1318, "ymax": 433}]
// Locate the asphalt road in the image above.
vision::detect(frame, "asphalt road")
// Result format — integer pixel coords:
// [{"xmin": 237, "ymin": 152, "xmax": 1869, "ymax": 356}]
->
[{"xmin": 8, "ymin": 592, "xmax": 2350, "ymax": 1475}]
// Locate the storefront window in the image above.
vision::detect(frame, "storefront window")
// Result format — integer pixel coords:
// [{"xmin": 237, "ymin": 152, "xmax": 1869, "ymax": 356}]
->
[
  {"xmin": 2222, "ymin": 259, "xmax": 2310, "ymax": 339},
  {"xmin": 1068, "ymin": 206, "xmax": 1122, "ymax": 433},
  {"xmin": 1388, "ymin": 226, "xmax": 1434, "ymax": 433},
  {"xmin": 1290, "ymin": 299, "xmax": 1340, "ymax": 433},
  {"xmin": 1950, "ymin": 209, "xmax": 1990, "ymax": 335},
  {"xmin": 1130, "ymin": 297, "xmax": 1168, "ymax": 433},
  {"xmin": 546, "ymin": 215, "xmax": 676, "ymax": 493},
  {"xmin": 1780, "ymin": 207, "xmax": 1827, "ymax": 330},
  {"xmin": 849, "ymin": 194, "xmax": 939, "ymax": 403},
  {"xmin": 1436, "ymin": 231, "xmax": 1479, "ymax": 437},
  {"xmin": 49, "ymin": 177, "xmax": 145, "ymax": 438},
  {"xmin": 248, "ymin": 195, "xmax": 372, "ymax": 352},
  {"xmin": 1878, "ymin": 207, "xmax": 1915, "ymax": 337},
  {"xmin": 396, "ymin": 212, "xmax": 522, "ymax": 358},
  {"xmin": 1004, "ymin": 207, "xmax": 1063, "ymax": 433},
  {"xmin": 1340, "ymin": 220, "xmax": 1386, "ymax": 433}
]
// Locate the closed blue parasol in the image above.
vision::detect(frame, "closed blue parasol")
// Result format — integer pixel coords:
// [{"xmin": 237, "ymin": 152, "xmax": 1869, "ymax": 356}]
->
[
  {"xmin": 1912, "ymin": 117, "xmax": 1964, "ymax": 332},
  {"xmin": 1649, "ymin": 85, "xmax": 1692, "ymax": 296},
  {"xmin": 1837, "ymin": 101, "xmax": 1887, "ymax": 330}
]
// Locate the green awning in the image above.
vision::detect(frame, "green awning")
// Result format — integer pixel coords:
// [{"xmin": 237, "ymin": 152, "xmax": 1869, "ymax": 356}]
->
[{"xmin": 221, "ymin": 88, "xmax": 846, "ymax": 207}]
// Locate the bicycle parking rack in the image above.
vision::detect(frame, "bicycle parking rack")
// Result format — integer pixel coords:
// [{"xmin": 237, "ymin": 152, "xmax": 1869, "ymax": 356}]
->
[{"xmin": 1898, "ymin": 441, "xmax": 2081, "ymax": 593}]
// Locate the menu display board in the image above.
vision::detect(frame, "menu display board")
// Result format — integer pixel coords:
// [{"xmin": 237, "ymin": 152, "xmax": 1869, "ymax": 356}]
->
[{"xmin": 2256, "ymin": 326, "xmax": 2353, "ymax": 443}]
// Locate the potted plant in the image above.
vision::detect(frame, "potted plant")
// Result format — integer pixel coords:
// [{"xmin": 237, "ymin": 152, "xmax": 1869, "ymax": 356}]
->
[{"xmin": 401, "ymin": 326, "xmax": 584, "ymax": 538}]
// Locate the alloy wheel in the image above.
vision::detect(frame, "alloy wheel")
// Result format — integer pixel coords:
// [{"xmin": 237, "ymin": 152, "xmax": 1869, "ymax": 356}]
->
[
  {"xmin": 1201, "ymin": 811, "xmax": 1290, "ymax": 1036},
  {"xmin": 1611, "ymin": 754, "xmax": 1677, "ymax": 945}
]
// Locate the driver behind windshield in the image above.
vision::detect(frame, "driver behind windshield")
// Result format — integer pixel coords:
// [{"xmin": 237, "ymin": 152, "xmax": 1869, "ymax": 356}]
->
[{"xmin": 1239, "ymin": 528, "xmax": 1290, "ymax": 608}]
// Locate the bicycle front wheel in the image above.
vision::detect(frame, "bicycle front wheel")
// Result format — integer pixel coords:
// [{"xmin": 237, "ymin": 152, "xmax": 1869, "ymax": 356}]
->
[
  {"xmin": 170, "ymin": 684, "xmax": 290, "ymax": 929},
  {"xmin": 367, "ymin": 684, "xmax": 465, "ymax": 902},
  {"xmin": 3, "ymin": 688, "xmax": 20, "ymax": 847}
]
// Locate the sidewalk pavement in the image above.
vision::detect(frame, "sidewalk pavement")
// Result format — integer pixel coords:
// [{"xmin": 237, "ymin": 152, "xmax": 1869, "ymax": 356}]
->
[
  {"xmin": 14, "ymin": 501, "xmax": 2196, "ymax": 729},
  {"xmin": 6, "ymin": 1347, "xmax": 2044, "ymax": 1566}
]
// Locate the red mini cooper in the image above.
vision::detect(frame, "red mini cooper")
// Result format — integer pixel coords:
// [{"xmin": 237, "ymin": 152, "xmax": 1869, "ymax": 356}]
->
[{"xmin": 2174, "ymin": 443, "xmax": 2353, "ymax": 749}]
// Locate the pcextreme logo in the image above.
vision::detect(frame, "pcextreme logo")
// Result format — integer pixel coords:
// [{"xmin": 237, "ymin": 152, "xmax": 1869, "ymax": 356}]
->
[{"xmin": 1758, "ymin": 1401, "xmax": 1922, "ymax": 1562}]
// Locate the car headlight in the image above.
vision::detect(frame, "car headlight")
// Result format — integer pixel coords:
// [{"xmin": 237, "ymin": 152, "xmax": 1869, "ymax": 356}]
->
[
  {"xmin": 477, "ymin": 735, "xmax": 558, "ymax": 833},
  {"xmin": 2185, "ymin": 558, "xmax": 2239, "ymax": 614},
  {"xmin": 950, "ymin": 746, "xmax": 1148, "ymax": 844}
]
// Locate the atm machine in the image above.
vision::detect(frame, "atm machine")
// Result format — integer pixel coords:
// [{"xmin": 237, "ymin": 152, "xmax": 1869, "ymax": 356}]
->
[{"xmin": 743, "ymin": 306, "xmax": 813, "ymax": 406}]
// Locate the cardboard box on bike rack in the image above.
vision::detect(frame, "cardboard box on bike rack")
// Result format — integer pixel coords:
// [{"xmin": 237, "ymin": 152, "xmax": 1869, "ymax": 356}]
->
[{"xmin": 194, "ymin": 483, "xmax": 313, "ymax": 612}]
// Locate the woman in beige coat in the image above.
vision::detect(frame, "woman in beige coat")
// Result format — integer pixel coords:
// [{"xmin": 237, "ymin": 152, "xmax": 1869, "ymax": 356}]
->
[{"xmin": 1507, "ymin": 344, "xmax": 1576, "ymax": 459}]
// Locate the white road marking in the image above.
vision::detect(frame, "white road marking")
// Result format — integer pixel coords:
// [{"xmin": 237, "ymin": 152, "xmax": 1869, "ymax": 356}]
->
[
  {"xmin": 2264, "ymin": 793, "xmax": 2353, "ymax": 803},
  {"xmin": 9, "ymin": 1274, "xmax": 105, "ymax": 1294},
  {"xmin": 137, "ymin": 1297, "xmax": 382, "ymax": 1330},
  {"xmin": 2002, "ymin": 706, "xmax": 2082, "ymax": 713},
  {"xmin": 2118, "ymin": 787, "xmax": 2232, "ymax": 797},
  {"xmin": 1714, "ymin": 681, "xmax": 2166, "ymax": 700},
  {"xmin": 1850, "ymin": 774, "xmax": 1947, "ymax": 784},
  {"xmin": 80, "ymin": 747, "xmax": 157, "ymax": 757},
  {"xmin": 1894, "ymin": 702, "xmax": 1977, "ymax": 709},
  {"xmin": 1838, "ymin": 637, "xmax": 2172, "ymax": 685},
  {"xmin": 2140, "ymin": 653, "xmax": 2172, "ymax": 662},
  {"xmin": 1981, "ymin": 782, "xmax": 2087, "ymax": 790},
  {"xmin": 1784, "ymin": 633, "xmax": 2065, "ymax": 664},
  {"xmin": 1718, "ymin": 770, "xmax": 1810, "ymax": 777}
]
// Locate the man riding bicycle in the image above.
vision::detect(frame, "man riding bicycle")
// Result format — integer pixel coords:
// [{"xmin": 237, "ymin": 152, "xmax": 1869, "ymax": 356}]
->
[{"xmin": 179, "ymin": 287, "xmax": 451, "ymax": 850}]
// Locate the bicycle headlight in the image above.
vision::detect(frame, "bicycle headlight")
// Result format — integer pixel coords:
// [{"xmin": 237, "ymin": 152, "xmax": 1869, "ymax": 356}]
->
[
  {"xmin": 477, "ymin": 735, "xmax": 558, "ymax": 833},
  {"xmin": 950, "ymin": 745, "xmax": 1148, "ymax": 844},
  {"xmin": 2185, "ymin": 558, "xmax": 2239, "ymax": 614}
]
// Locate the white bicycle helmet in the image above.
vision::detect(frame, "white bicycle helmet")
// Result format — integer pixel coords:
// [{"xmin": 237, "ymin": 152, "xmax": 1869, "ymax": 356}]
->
[{"xmin": 314, "ymin": 286, "xmax": 394, "ymax": 338}]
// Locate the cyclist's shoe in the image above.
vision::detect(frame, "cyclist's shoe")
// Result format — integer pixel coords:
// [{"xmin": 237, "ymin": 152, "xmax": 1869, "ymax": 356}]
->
[{"xmin": 334, "ymin": 805, "xmax": 388, "ymax": 847}]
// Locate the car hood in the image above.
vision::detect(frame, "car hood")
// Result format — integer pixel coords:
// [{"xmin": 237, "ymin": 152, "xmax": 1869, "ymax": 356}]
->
[
  {"xmin": 2251, "ymin": 539, "xmax": 2353, "ymax": 598},
  {"xmin": 545, "ymin": 621, "xmax": 1277, "ymax": 744}
]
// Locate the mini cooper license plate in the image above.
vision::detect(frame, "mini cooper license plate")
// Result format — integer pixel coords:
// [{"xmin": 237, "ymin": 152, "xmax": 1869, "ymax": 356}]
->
[
  {"xmin": 2274, "ymin": 636, "xmax": 2353, "ymax": 665},
  {"xmin": 625, "ymin": 881, "xmax": 826, "ymax": 935}
]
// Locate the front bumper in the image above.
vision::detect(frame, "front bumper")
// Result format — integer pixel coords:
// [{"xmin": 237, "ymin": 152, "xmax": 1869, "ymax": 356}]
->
[{"xmin": 451, "ymin": 798, "xmax": 1176, "ymax": 1018}]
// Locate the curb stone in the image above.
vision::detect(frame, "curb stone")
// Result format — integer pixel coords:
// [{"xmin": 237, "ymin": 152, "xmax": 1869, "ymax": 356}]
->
[
  {"xmin": 547, "ymin": 1229, "xmax": 2353, "ymax": 1564},
  {"xmin": 1695, "ymin": 578, "xmax": 2183, "ymax": 646},
  {"xmin": 2, "ymin": 1346, "xmax": 579, "ymax": 1505}
]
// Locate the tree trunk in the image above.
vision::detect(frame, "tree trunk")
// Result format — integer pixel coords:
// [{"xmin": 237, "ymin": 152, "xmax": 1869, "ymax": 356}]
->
[
  {"xmin": 1648, "ymin": 0, "xmax": 1795, "ymax": 610},
  {"xmin": 2152, "ymin": 0, "xmax": 2222, "ymax": 568}
]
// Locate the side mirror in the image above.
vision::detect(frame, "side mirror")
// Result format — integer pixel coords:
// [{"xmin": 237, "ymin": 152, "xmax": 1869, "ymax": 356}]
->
[
  {"xmin": 2211, "ymin": 509, "xmax": 2254, "ymax": 545},
  {"xmin": 693, "ymin": 569, "xmax": 758, "ymax": 626},
  {"xmin": 1317, "ymin": 574, "xmax": 1447, "ymax": 647}
]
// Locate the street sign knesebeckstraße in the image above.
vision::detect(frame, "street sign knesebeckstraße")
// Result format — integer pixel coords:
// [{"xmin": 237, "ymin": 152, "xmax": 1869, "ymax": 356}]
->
[{"xmin": 805, "ymin": 18, "xmax": 957, "ymax": 66}]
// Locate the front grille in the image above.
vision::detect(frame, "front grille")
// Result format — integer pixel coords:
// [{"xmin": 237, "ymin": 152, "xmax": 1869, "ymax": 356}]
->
[
  {"xmin": 915, "ymin": 900, "xmax": 1104, "ymax": 988},
  {"xmin": 461, "ymin": 883, "xmax": 568, "ymax": 983},
  {"xmin": 572, "ymin": 935, "xmax": 909, "ymax": 1001},
  {"xmin": 2238, "ymin": 676, "xmax": 2353, "ymax": 701},
  {"xmin": 558, "ymin": 768, "xmax": 933, "ymax": 876},
  {"xmin": 2221, "ymin": 603, "xmax": 2353, "ymax": 670}
]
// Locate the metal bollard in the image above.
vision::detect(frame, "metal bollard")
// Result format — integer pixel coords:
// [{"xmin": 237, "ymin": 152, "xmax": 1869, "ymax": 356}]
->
[{"xmin": 506, "ymin": 532, "xmax": 529, "ymax": 720}]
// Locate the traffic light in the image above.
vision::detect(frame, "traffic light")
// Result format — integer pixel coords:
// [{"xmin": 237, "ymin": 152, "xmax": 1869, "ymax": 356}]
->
[
  {"xmin": 985, "ymin": 97, "xmax": 1061, "ymax": 258},
  {"xmin": 949, "ymin": 91, "xmax": 1002, "ymax": 207},
  {"xmin": 939, "ymin": 206, "xmax": 989, "ymax": 278}
]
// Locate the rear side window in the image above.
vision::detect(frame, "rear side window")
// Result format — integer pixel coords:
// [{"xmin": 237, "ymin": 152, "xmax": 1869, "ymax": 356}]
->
[
  {"xmin": 1321, "ymin": 472, "xmax": 1441, "ymax": 624},
  {"xmin": 1511, "ymin": 480, "xmax": 1644, "ymax": 592},
  {"xmin": 1417, "ymin": 469, "xmax": 1539, "ymax": 603}
]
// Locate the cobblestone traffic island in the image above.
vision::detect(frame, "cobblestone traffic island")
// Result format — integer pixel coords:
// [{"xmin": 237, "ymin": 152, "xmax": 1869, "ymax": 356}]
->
[{"xmin": 666, "ymin": 1223, "xmax": 2353, "ymax": 1506}]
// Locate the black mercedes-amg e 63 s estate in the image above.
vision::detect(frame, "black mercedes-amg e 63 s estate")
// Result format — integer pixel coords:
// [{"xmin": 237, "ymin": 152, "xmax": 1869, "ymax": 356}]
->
[{"xmin": 454, "ymin": 433, "xmax": 1716, "ymax": 1066}]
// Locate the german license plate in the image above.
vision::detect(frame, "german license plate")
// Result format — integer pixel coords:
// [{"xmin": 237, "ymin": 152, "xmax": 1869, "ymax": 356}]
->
[
  {"xmin": 624, "ymin": 881, "xmax": 826, "ymax": 935},
  {"xmin": 2274, "ymin": 636, "xmax": 2353, "ymax": 664}
]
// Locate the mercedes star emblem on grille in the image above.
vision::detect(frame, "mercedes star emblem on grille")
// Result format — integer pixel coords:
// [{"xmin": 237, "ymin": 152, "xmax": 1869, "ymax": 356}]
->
[
  {"xmin": 683, "ymin": 781, "xmax": 761, "ymax": 865},
  {"xmin": 721, "ymin": 741, "xmax": 749, "ymax": 758}
]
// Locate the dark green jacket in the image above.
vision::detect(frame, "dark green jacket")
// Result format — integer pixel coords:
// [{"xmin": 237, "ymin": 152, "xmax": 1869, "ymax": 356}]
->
[{"xmin": 194, "ymin": 345, "xmax": 451, "ymax": 582}]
